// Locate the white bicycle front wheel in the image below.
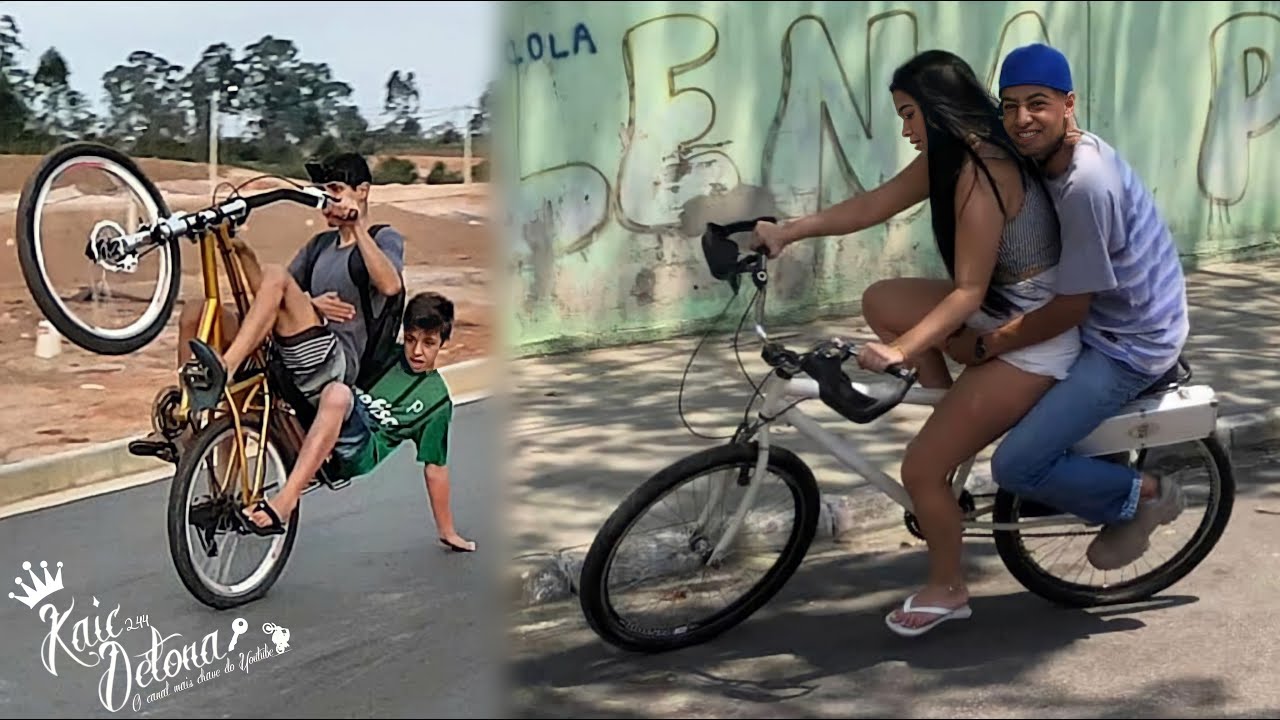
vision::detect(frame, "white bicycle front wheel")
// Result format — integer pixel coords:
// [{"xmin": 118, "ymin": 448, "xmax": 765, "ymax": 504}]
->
[
  {"xmin": 578, "ymin": 442, "xmax": 821, "ymax": 653},
  {"xmin": 16, "ymin": 141, "xmax": 179, "ymax": 355}
]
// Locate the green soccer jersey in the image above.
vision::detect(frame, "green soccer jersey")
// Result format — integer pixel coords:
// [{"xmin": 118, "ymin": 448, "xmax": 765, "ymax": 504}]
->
[{"xmin": 354, "ymin": 351, "xmax": 453, "ymax": 468}]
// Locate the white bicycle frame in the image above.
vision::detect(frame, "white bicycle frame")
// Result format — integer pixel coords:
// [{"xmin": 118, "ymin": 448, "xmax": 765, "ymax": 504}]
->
[
  {"xmin": 701, "ymin": 361, "xmax": 1220, "ymax": 567},
  {"xmin": 687, "ymin": 251, "xmax": 1218, "ymax": 567}
]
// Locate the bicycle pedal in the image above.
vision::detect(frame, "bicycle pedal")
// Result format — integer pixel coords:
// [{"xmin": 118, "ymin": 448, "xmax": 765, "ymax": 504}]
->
[
  {"xmin": 186, "ymin": 376, "xmax": 214, "ymax": 392},
  {"xmin": 180, "ymin": 365, "xmax": 213, "ymax": 390}
]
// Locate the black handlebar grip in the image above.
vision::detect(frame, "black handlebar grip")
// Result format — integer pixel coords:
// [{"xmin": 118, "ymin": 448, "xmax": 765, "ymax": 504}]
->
[
  {"xmin": 710, "ymin": 216, "xmax": 779, "ymax": 238},
  {"xmin": 799, "ymin": 352, "xmax": 915, "ymax": 425}
]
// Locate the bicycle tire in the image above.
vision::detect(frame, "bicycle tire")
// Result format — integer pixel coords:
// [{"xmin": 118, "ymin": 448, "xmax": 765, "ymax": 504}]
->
[
  {"xmin": 167, "ymin": 413, "xmax": 299, "ymax": 610},
  {"xmin": 579, "ymin": 442, "xmax": 820, "ymax": 653},
  {"xmin": 16, "ymin": 141, "xmax": 179, "ymax": 356},
  {"xmin": 993, "ymin": 435, "xmax": 1234, "ymax": 607}
]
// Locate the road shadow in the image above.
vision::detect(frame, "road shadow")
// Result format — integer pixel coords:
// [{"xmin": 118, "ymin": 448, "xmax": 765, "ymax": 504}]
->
[
  {"xmin": 511, "ymin": 539, "xmax": 1213, "ymax": 717},
  {"xmin": 509, "ymin": 317, "xmax": 934, "ymax": 555}
]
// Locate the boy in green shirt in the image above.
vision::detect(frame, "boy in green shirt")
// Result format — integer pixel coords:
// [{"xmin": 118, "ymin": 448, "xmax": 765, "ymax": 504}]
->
[{"xmin": 231, "ymin": 291, "xmax": 475, "ymax": 552}]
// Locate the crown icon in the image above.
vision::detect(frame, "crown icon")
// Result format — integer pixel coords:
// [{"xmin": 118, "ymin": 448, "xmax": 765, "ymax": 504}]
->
[{"xmin": 9, "ymin": 561, "xmax": 64, "ymax": 609}]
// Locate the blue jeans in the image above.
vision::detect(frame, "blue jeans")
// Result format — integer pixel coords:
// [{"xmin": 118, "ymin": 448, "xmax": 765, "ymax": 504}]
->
[{"xmin": 991, "ymin": 345, "xmax": 1165, "ymax": 525}]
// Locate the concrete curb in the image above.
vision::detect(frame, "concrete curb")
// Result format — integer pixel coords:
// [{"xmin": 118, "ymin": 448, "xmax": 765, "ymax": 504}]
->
[
  {"xmin": 0, "ymin": 437, "xmax": 170, "ymax": 507},
  {"xmin": 0, "ymin": 356, "xmax": 498, "ymax": 511},
  {"xmin": 1214, "ymin": 407, "xmax": 1280, "ymax": 451},
  {"xmin": 509, "ymin": 407, "xmax": 1280, "ymax": 609},
  {"xmin": 439, "ymin": 357, "xmax": 500, "ymax": 406}
]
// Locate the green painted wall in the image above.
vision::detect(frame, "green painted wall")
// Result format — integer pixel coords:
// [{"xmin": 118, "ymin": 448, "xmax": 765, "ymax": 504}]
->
[{"xmin": 499, "ymin": 1, "xmax": 1280, "ymax": 356}]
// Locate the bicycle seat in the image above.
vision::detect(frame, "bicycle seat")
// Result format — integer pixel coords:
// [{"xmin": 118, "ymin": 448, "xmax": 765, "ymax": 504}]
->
[{"xmin": 1135, "ymin": 354, "xmax": 1190, "ymax": 399}]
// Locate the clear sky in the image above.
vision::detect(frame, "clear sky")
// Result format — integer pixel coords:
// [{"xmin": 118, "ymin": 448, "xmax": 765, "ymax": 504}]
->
[{"xmin": 2, "ymin": 0, "xmax": 500, "ymax": 130}]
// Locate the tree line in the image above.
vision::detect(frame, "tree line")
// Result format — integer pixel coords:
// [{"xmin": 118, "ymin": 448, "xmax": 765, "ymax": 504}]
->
[{"xmin": 0, "ymin": 14, "xmax": 491, "ymax": 182}]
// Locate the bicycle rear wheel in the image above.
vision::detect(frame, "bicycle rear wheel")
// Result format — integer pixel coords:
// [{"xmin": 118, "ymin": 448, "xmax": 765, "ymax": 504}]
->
[
  {"xmin": 993, "ymin": 436, "xmax": 1234, "ymax": 607},
  {"xmin": 579, "ymin": 442, "xmax": 820, "ymax": 653},
  {"xmin": 167, "ymin": 413, "xmax": 299, "ymax": 610},
  {"xmin": 16, "ymin": 141, "xmax": 179, "ymax": 355}
]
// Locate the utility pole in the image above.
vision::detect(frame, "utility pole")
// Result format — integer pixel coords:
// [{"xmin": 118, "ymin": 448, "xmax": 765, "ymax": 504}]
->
[
  {"xmin": 462, "ymin": 105, "xmax": 473, "ymax": 185},
  {"xmin": 208, "ymin": 88, "xmax": 220, "ymax": 194}
]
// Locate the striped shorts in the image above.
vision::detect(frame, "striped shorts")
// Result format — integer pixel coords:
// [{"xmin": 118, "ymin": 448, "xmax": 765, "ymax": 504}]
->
[{"xmin": 275, "ymin": 322, "xmax": 348, "ymax": 408}]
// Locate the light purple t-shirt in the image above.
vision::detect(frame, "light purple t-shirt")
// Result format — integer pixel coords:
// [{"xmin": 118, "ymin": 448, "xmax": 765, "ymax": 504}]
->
[{"xmin": 1045, "ymin": 132, "xmax": 1189, "ymax": 377}]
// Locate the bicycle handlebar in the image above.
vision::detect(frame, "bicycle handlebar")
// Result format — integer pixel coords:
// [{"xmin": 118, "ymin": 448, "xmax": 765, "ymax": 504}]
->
[
  {"xmin": 796, "ymin": 342, "xmax": 916, "ymax": 424},
  {"xmin": 700, "ymin": 218, "xmax": 918, "ymax": 425},
  {"xmin": 142, "ymin": 185, "xmax": 340, "ymax": 245}
]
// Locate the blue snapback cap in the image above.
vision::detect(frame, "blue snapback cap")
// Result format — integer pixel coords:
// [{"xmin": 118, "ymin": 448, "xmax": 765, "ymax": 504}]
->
[{"xmin": 999, "ymin": 43, "xmax": 1073, "ymax": 93}]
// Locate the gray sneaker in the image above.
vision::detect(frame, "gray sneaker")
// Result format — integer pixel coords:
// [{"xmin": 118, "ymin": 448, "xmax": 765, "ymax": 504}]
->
[{"xmin": 1086, "ymin": 475, "xmax": 1186, "ymax": 571}]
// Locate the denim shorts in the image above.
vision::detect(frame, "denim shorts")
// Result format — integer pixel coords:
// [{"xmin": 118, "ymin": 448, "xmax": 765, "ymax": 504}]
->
[{"xmin": 331, "ymin": 398, "xmax": 379, "ymax": 479}]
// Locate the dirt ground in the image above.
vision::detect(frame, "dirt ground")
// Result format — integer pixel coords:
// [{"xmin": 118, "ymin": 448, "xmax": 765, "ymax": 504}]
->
[
  {"xmin": 0, "ymin": 153, "xmax": 496, "ymax": 464},
  {"xmin": 374, "ymin": 153, "xmax": 488, "ymax": 178}
]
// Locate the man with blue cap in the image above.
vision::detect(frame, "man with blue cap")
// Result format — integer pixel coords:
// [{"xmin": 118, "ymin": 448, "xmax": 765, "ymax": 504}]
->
[{"xmin": 947, "ymin": 43, "xmax": 1190, "ymax": 571}]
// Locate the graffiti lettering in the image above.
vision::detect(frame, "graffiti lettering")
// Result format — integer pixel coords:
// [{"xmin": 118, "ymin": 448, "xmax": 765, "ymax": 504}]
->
[
  {"xmin": 984, "ymin": 11, "xmax": 1053, "ymax": 98},
  {"xmin": 1197, "ymin": 12, "xmax": 1280, "ymax": 209},
  {"xmin": 762, "ymin": 10, "xmax": 1053, "ymax": 224},
  {"xmin": 509, "ymin": 162, "xmax": 611, "ymax": 317},
  {"xmin": 508, "ymin": 22, "xmax": 598, "ymax": 65},
  {"xmin": 615, "ymin": 14, "xmax": 740, "ymax": 231},
  {"xmin": 506, "ymin": 2, "xmax": 1277, "ymax": 356},
  {"xmin": 762, "ymin": 13, "xmax": 919, "ymax": 222}
]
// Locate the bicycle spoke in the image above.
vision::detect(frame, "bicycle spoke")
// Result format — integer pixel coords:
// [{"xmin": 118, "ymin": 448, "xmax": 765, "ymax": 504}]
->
[
  {"xmin": 23, "ymin": 153, "xmax": 173, "ymax": 346},
  {"xmin": 598, "ymin": 458, "xmax": 803, "ymax": 636},
  {"xmin": 180, "ymin": 422, "xmax": 289, "ymax": 602},
  {"xmin": 996, "ymin": 438, "xmax": 1229, "ymax": 608},
  {"xmin": 218, "ymin": 534, "xmax": 240, "ymax": 584}
]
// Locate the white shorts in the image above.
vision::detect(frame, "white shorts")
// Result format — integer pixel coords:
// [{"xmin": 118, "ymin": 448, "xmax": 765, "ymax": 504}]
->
[{"xmin": 965, "ymin": 312, "xmax": 1082, "ymax": 380}]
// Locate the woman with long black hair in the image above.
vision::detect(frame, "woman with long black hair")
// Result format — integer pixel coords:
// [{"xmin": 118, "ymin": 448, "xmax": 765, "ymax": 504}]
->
[{"xmin": 754, "ymin": 49, "xmax": 1081, "ymax": 637}]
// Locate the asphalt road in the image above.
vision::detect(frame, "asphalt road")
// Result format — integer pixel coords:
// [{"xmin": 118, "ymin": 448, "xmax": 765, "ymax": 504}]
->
[
  {"xmin": 510, "ymin": 447, "xmax": 1280, "ymax": 719},
  {"xmin": 0, "ymin": 398, "xmax": 503, "ymax": 719}
]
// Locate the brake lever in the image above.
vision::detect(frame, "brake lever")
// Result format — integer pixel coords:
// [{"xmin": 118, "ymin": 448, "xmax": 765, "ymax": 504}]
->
[
  {"xmin": 885, "ymin": 364, "xmax": 916, "ymax": 382},
  {"xmin": 813, "ymin": 336, "xmax": 855, "ymax": 361},
  {"xmin": 318, "ymin": 191, "xmax": 358, "ymax": 222}
]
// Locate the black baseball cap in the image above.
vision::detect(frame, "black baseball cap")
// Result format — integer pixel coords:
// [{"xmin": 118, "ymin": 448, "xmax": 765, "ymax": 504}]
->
[{"xmin": 305, "ymin": 152, "xmax": 372, "ymax": 187}]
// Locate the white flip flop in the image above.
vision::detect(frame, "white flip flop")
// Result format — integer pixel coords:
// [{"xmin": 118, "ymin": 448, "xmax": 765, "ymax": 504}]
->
[{"xmin": 884, "ymin": 593, "xmax": 973, "ymax": 637}]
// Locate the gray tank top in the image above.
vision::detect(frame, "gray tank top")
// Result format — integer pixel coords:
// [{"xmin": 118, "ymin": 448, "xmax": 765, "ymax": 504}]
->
[{"xmin": 968, "ymin": 168, "xmax": 1063, "ymax": 329}]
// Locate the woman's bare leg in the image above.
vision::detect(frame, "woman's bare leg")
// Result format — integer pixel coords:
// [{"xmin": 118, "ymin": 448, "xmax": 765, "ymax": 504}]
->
[
  {"xmin": 888, "ymin": 358, "xmax": 1057, "ymax": 632},
  {"xmin": 861, "ymin": 278, "xmax": 955, "ymax": 389}
]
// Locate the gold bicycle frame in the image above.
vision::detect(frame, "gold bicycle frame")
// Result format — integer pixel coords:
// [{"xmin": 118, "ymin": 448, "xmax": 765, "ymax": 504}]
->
[{"xmin": 176, "ymin": 221, "xmax": 302, "ymax": 506}]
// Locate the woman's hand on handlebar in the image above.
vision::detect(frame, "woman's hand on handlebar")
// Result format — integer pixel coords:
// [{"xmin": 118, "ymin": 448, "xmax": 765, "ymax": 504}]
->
[{"xmin": 857, "ymin": 340, "xmax": 906, "ymax": 374}]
